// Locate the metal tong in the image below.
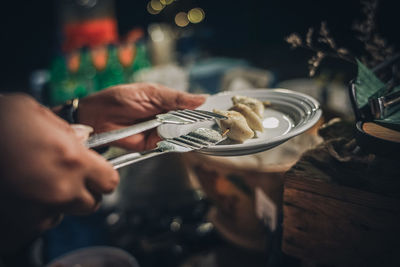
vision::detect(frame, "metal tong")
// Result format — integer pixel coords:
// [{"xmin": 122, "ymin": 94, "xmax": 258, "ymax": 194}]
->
[
  {"xmin": 109, "ymin": 128, "xmax": 228, "ymax": 169},
  {"xmin": 85, "ymin": 109, "xmax": 227, "ymax": 148}
]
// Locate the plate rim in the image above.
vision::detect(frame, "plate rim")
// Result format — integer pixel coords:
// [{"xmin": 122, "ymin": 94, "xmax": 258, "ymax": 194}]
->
[{"xmin": 158, "ymin": 88, "xmax": 322, "ymax": 156}]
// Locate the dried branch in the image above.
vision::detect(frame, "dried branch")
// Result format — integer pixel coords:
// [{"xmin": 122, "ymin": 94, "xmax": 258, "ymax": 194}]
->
[
  {"xmin": 285, "ymin": 22, "xmax": 355, "ymax": 77},
  {"xmin": 285, "ymin": 33, "xmax": 302, "ymax": 48},
  {"xmin": 306, "ymin": 28, "xmax": 314, "ymax": 47},
  {"xmin": 352, "ymin": 0, "xmax": 395, "ymax": 67},
  {"xmin": 318, "ymin": 21, "xmax": 337, "ymax": 50},
  {"xmin": 285, "ymin": 0, "xmax": 397, "ymax": 77}
]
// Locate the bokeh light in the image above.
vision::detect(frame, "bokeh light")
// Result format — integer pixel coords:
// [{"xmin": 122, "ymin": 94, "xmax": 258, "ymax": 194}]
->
[
  {"xmin": 175, "ymin": 12, "xmax": 189, "ymax": 27},
  {"xmin": 160, "ymin": 0, "xmax": 174, "ymax": 5},
  {"xmin": 187, "ymin": 7, "xmax": 205, "ymax": 23},
  {"xmin": 150, "ymin": 0, "xmax": 165, "ymax": 11},
  {"xmin": 147, "ymin": 1, "xmax": 160, "ymax": 14}
]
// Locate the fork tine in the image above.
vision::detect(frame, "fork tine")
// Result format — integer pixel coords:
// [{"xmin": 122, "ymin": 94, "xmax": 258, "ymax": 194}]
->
[
  {"xmin": 169, "ymin": 127, "xmax": 226, "ymax": 149},
  {"xmin": 169, "ymin": 138, "xmax": 203, "ymax": 149},
  {"xmin": 190, "ymin": 110, "xmax": 228, "ymax": 120},
  {"xmin": 187, "ymin": 131, "xmax": 221, "ymax": 143},
  {"xmin": 167, "ymin": 109, "xmax": 228, "ymax": 124},
  {"xmin": 169, "ymin": 111, "xmax": 200, "ymax": 122},
  {"xmin": 109, "ymin": 128, "xmax": 226, "ymax": 169},
  {"xmin": 183, "ymin": 109, "xmax": 214, "ymax": 119},
  {"xmin": 174, "ymin": 137, "xmax": 204, "ymax": 148},
  {"xmin": 180, "ymin": 135, "xmax": 211, "ymax": 146},
  {"xmin": 179, "ymin": 110, "xmax": 210, "ymax": 120}
]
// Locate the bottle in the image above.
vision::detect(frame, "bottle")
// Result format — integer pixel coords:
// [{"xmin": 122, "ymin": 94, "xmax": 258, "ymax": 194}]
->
[
  {"xmin": 47, "ymin": 0, "xmax": 119, "ymax": 104},
  {"xmin": 92, "ymin": 44, "xmax": 124, "ymax": 91}
]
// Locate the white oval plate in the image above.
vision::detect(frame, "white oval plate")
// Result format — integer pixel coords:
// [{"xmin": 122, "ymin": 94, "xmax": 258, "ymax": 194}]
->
[{"xmin": 157, "ymin": 89, "xmax": 322, "ymax": 156}]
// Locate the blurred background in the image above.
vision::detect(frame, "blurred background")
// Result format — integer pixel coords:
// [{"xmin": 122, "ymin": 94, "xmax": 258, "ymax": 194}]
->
[
  {"xmin": 1, "ymin": 1, "xmax": 399, "ymax": 267},
  {"xmin": 0, "ymin": 0, "xmax": 399, "ymax": 98}
]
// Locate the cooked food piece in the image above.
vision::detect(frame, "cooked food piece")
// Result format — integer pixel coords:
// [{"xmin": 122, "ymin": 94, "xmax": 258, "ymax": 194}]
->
[
  {"xmin": 230, "ymin": 103, "xmax": 263, "ymax": 132},
  {"xmin": 263, "ymin": 100, "xmax": 272, "ymax": 107},
  {"xmin": 213, "ymin": 109, "xmax": 254, "ymax": 142},
  {"xmin": 232, "ymin": 95, "xmax": 264, "ymax": 118}
]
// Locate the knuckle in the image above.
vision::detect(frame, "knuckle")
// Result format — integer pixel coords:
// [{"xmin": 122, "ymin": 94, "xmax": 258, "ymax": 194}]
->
[
  {"xmin": 78, "ymin": 192, "xmax": 102, "ymax": 214},
  {"xmin": 104, "ymin": 170, "xmax": 120, "ymax": 193},
  {"xmin": 55, "ymin": 143, "xmax": 83, "ymax": 169},
  {"xmin": 91, "ymin": 169, "xmax": 119, "ymax": 194},
  {"xmin": 47, "ymin": 180, "xmax": 73, "ymax": 204}
]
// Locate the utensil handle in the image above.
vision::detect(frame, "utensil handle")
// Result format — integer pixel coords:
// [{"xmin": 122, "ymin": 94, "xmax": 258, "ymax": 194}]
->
[
  {"xmin": 85, "ymin": 119, "xmax": 162, "ymax": 148},
  {"xmin": 109, "ymin": 149, "xmax": 167, "ymax": 170}
]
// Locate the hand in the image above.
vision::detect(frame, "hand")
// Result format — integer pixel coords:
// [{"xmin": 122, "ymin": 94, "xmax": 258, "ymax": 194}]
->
[
  {"xmin": 0, "ymin": 94, "xmax": 119, "ymax": 253},
  {"xmin": 77, "ymin": 83, "xmax": 207, "ymax": 150}
]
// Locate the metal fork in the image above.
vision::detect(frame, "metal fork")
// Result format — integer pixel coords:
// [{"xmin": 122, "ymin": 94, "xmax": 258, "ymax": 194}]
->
[
  {"xmin": 109, "ymin": 128, "xmax": 227, "ymax": 169},
  {"xmin": 85, "ymin": 110, "xmax": 227, "ymax": 148}
]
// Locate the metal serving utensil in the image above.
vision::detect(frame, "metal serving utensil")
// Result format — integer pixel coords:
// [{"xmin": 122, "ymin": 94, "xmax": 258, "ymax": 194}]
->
[
  {"xmin": 368, "ymin": 90, "xmax": 400, "ymax": 120},
  {"xmin": 85, "ymin": 110, "xmax": 227, "ymax": 148},
  {"xmin": 109, "ymin": 128, "xmax": 228, "ymax": 169}
]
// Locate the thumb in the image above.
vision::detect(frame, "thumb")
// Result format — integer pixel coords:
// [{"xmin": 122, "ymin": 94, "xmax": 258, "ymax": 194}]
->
[
  {"xmin": 172, "ymin": 91, "xmax": 208, "ymax": 110},
  {"xmin": 71, "ymin": 124, "xmax": 94, "ymax": 143}
]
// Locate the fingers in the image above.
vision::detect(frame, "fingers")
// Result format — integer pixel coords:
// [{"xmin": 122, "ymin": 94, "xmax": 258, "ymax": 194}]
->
[
  {"xmin": 66, "ymin": 149, "xmax": 119, "ymax": 215},
  {"xmin": 113, "ymin": 134, "xmax": 147, "ymax": 151},
  {"xmin": 135, "ymin": 83, "xmax": 206, "ymax": 110},
  {"xmin": 84, "ymin": 149, "xmax": 120, "ymax": 195},
  {"xmin": 112, "ymin": 129, "xmax": 161, "ymax": 151},
  {"xmin": 144, "ymin": 130, "xmax": 162, "ymax": 150},
  {"xmin": 157, "ymin": 86, "xmax": 206, "ymax": 110},
  {"xmin": 68, "ymin": 188, "xmax": 102, "ymax": 215},
  {"xmin": 71, "ymin": 124, "xmax": 94, "ymax": 143},
  {"xmin": 173, "ymin": 91, "xmax": 208, "ymax": 110}
]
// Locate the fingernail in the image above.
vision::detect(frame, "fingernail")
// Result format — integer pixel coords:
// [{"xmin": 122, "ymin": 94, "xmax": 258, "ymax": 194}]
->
[{"xmin": 71, "ymin": 124, "xmax": 94, "ymax": 143}]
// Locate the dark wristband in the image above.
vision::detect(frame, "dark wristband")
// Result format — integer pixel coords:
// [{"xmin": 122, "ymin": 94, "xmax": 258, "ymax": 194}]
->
[{"xmin": 58, "ymin": 98, "xmax": 79, "ymax": 124}]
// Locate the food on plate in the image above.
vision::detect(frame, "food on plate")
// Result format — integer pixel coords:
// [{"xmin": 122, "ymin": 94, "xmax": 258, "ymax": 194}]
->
[
  {"xmin": 263, "ymin": 100, "xmax": 272, "ymax": 107},
  {"xmin": 213, "ymin": 109, "xmax": 254, "ymax": 142},
  {"xmin": 232, "ymin": 95, "xmax": 264, "ymax": 118},
  {"xmin": 229, "ymin": 103, "xmax": 263, "ymax": 132},
  {"xmin": 212, "ymin": 95, "xmax": 266, "ymax": 143}
]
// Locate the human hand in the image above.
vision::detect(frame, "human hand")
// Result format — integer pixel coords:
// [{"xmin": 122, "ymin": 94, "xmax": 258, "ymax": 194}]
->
[
  {"xmin": 0, "ymin": 94, "xmax": 119, "ymax": 252},
  {"xmin": 77, "ymin": 83, "xmax": 207, "ymax": 150}
]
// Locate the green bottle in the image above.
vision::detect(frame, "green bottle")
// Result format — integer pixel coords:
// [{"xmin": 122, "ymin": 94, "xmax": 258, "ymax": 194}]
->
[
  {"xmin": 48, "ymin": 50, "xmax": 98, "ymax": 105},
  {"xmin": 93, "ymin": 45, "xmax": 124, "ymax": 91},
  {"xmin": 132, "ymin": 40, "xmax": 151, "ymax": 75}
]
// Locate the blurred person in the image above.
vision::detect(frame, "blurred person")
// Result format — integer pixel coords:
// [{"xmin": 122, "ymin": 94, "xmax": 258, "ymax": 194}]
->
[{"xmin": 0, "ymin": 83, "xmax": 206, "ymax": 265}]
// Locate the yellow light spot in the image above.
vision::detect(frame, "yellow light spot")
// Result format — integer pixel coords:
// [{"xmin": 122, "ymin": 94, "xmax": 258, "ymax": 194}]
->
[
  {"xmin": 175, "ymin": 12, "xmax": 189, "ymax": 27},
  {"xmin": 160, "ymin": 0, "xmax": 174, "ymax": 5},
  {"xmin": 150, "ymin": 0, "xmax": 165, "ymax": 11},
  {"xmin": 188, "ymin": 7, "xmax": 205, "ymax": 23},
  {"xmin": 147, "ymin": 1, "xmax": 160, "ymax": 14}
]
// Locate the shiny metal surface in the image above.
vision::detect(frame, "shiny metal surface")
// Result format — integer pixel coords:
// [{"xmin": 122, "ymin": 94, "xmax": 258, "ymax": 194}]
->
[
  {"xmin": 85, "ymin": 110, "xmax": 227, "ymax": 148},
  {"xmin": 109, "ymin": 128, "xmax": 226, "ymax": 169},
  {"xmin": 158, "ymin": 89, "xmax": 322, "ymax": 156},
  {"xmin": 369, "ymin": 90, "xmax": 400, "ymax": 119}
]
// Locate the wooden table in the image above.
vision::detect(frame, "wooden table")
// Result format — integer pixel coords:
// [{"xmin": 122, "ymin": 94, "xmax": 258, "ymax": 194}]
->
[{"xmin": 282, "ymin": 119, "xmax": 400, "ymax": 267}]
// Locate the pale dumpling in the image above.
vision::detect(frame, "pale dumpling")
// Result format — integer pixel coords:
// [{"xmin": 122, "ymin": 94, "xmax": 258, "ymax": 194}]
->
[
  {"xmin": 213, "ymin": 109, "xmax": 254, "ymax": 142},
  {"xmin": 232, "ymin": 95, "xmax": 264, "ymax": 118},
  {"xmin": 230, "ymin": 103, "xmax": 263, "ymax": 132}
]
